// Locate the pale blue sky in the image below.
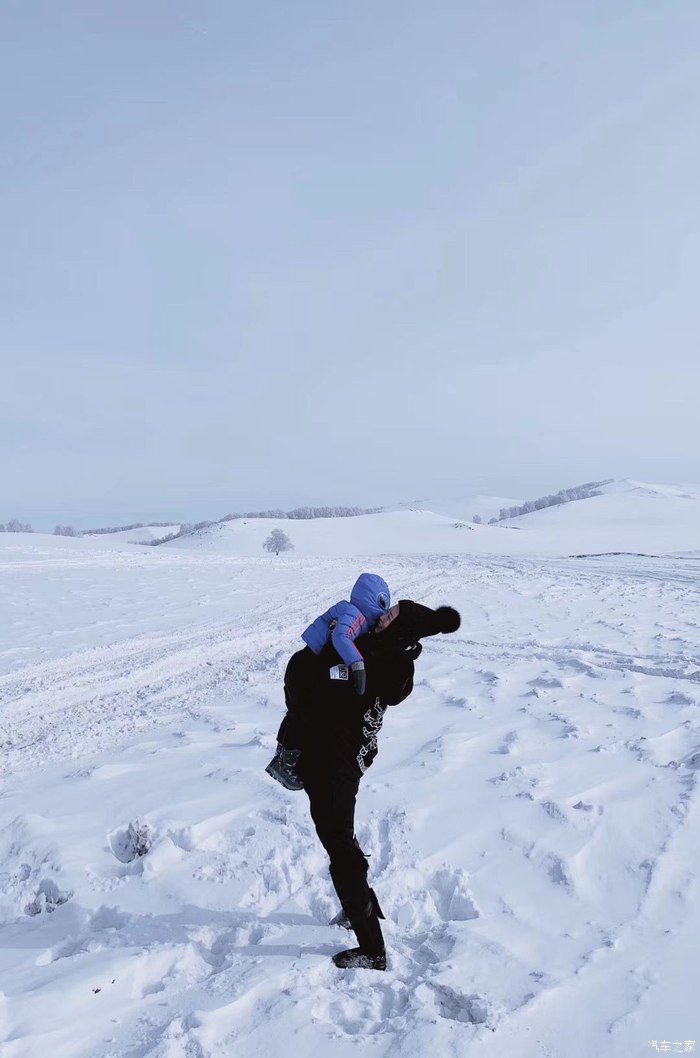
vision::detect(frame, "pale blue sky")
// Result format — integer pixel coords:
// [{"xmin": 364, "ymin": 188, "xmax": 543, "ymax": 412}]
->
[{"xmin": 2, "ymin": 1, "xmax": 700, "ymax": 528}]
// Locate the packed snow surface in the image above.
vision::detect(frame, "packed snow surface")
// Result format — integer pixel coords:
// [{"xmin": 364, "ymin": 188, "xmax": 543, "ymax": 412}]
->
[{"xmin": 1, "ymin": 491, "xmax": 699, "ymax": 1058}]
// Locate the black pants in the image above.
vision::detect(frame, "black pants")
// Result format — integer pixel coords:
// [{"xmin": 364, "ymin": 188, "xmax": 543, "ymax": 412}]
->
[{"xmin": 301, "ymin": 760, "xmax": 374, "ymax": 926}]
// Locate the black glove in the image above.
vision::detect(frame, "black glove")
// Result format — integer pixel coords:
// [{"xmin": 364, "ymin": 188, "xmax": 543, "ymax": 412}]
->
[{"xmin": 350, "ymin": 660, "xmax": 366, "ymax": 696}]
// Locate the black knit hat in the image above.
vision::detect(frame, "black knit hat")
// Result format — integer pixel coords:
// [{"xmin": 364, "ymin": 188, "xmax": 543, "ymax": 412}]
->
[{"xmin": 380, "ymin": 599, "xmax": 461, "ymax": 646}]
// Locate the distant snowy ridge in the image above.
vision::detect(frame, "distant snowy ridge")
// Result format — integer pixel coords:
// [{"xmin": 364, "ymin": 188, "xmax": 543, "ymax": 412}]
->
[
  {"xmin": 158, "ymin": 480, "xmax": 700, "ymax": 557},
  {"xmin": 495, "ymin": 479, "xmax": 700, "ymax": 554},
  {"xmin": 6, "ymin": 479, "xmax": 700, "ymax": 558},
  {"xmin": 85, "ymin": 521, "xmax": 178, "ymax": 536},
  {"xmin": 495, "ymin": 479, "xmax": 614, "ymax": 521},
  {"xmin": 92, "ymin": 525, "xmax": 182, "ymax": 545},
  {"xmin": 382, "ymin": 494, "xmax": 523, "ymax": 524}
]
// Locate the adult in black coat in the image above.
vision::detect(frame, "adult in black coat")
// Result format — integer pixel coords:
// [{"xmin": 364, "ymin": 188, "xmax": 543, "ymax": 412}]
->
[{"xmin": 269, "ymin": 599, "xmax": 461, "ymax": 970}]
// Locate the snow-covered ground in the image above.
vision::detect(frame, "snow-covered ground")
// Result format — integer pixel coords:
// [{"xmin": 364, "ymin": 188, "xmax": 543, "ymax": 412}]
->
[{"xmin": 1, "ymin": 486, "xmax": 699, "ymax": 1057}]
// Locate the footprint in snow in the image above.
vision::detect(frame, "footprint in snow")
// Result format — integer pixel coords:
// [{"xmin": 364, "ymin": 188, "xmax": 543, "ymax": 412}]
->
[
  {"xmin": 109, "ymin": 820, "xmax": 153, "ymax": 863},
  {"xmin": 423, "ymin": 981, "xmax": 496, "ymax": 1026},
  {"xmin": 490, "ymin": 765, "xmax": 539, "ymax": 793},
  {"xmin": 428, "ymin": 865, "xmax": 480, "ymax": 922},
  {"xmin": 540, "ymin": 799, "xmax": 569, "ymax": 824},
  {"xmin": 573, "ymin": 801, "xmax": 604, "ymax": 816},
  {"xmin": 390, "ymin": 866, "xmax": 480, "ymax": 953},
  {"xmin": 666, "ymin": 691, "xmax": 696, "ymax": 706},
  {"xmin": 495, "ymin": 731, "xmax": 518, "ymax": 755},
  {"xmin": 0, "ymin": 843, "xmax": 72, "ymax": 921},
  {"xmin": 357, "ymin": 806, "xmax": 413, "ymax": 877},
  {"xmin": 25, "ymin": 877, "xmax": 73, "ymax": 916},
  {"xmin": 311, "ymin": 979, "xmax": 411, "ymax": 1038},
  {"xmin": 676, "ymin": 749, "xmax": 700, "ymax": 770},
  {"xmin": 544, "ymin": 853, "xmax": 574, "ymax": 890}
]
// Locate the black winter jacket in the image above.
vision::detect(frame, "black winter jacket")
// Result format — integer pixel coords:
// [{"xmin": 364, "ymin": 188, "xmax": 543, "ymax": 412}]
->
[{"xmin": 284, "ymin": 633, "xmax": 420, "ymax": 778}]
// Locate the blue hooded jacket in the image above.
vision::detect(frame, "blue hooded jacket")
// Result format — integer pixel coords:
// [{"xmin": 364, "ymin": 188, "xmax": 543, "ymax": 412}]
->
[{"xmin": 301, "ymin": 573, "xmax": 390, "ymax": 666}]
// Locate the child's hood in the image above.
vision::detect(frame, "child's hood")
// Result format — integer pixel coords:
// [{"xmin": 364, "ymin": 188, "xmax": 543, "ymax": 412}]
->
[{"xmin": 350, "ymin": 573, "xmax": 390, "ymax": 622}]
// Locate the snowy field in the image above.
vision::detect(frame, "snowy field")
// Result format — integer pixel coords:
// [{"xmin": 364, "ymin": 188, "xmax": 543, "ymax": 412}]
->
[{"xmin": 1, "ymin": 490, "xmax": 700, "ymax": 1057}]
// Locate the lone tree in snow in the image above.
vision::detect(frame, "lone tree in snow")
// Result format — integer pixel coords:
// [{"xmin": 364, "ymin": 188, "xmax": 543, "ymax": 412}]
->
[
  {"xmin": 263, "ymin": 528, "xmax": 294, "ymax": 556},
  {"xmin": 472, "ymin": 514, "xmax": 483, "ymax": 524}
]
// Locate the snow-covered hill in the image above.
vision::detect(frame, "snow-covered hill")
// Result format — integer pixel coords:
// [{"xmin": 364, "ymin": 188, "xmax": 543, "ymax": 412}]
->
[
  {"xmin": 85, "ymin": 525, "xmax": 180, "ymax": 545},
  {"xmin": 499, "ymin": 478, "xmax": 700, "ymax": 551},
  {"xmin": 4, "ymin": 478, "xmax": 700, "ymax": 561},
  {"xmin": 162, "ymin": 479, "xmax": 700, "ymax": 557},
  {"xmin": 167, "ymin": 509, "xmax": 491, "ymax": 556},
  {"xmin": 388, "ymin": 494, "xmax": 522, "ymax": 524}
]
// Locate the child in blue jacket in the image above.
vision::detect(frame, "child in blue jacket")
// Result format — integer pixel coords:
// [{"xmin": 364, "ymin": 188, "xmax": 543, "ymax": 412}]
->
[
  {"xmin": 301, "ymin": 572, "xmax": 390, "ymax": 695},
  {"xmin": 266, "ymin": 572, "xmax": 390, "ymax": 790}
]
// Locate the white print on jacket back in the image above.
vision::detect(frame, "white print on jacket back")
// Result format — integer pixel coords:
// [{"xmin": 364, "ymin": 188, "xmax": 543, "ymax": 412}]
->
[{"xmin": 357, "ymin": 698, "xmax": 385, "ymax": 774}]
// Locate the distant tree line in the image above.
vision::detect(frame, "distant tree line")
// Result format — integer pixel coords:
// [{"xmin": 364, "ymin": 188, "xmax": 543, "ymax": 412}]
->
[
  {"xmin": 221, "ymin": 505, "xmax": 381, "ymax": 521},
  {"xmin": 150, "ymin": 505, "xmax": 380, "ymax": 546},
  {"xmin": 0, "ymin": 519, "xmax": 182, "ymax": 540},
  {"xmin": 0, "ymin": 519, "xmax": 34, "ymax": 532},
  {"xmin": 488, "ymin": 479, "xmax": 614, "ymax": 523},
  {"xmin": 85, "ymin": 522, "xmax": 175, "ymax": 535},
  {"xmin": 142, "ymin": 529, "xmax": 183, "ymax": 546},
  {"xmin": 1, "ymin": 505, "xmax": 381, "ymax": 542},
  {"xmin": 145, "ymin": 521, "xmax": 215, "ymax": 545}
]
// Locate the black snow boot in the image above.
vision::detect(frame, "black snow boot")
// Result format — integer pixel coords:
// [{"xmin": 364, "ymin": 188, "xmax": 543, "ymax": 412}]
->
[
  {"xmin": 265, "ymin": 745, "xmax": 304, "ymax": 791},
  {"xmin": 332, "ymin": 890, "xmax": 386, "ymax": 971}
]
